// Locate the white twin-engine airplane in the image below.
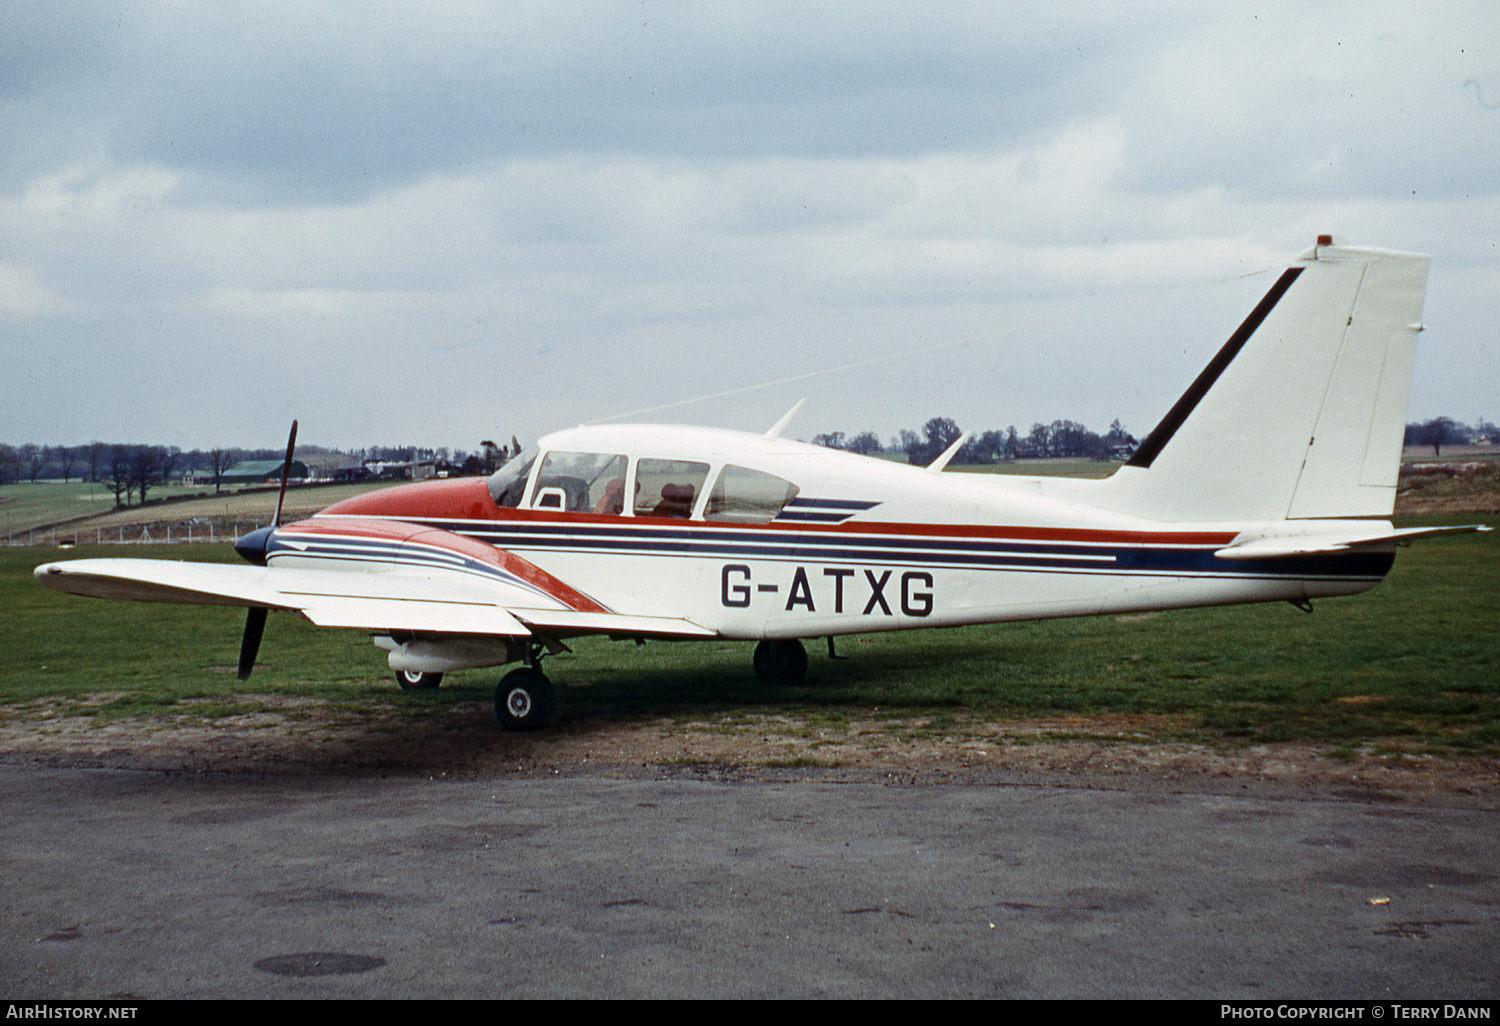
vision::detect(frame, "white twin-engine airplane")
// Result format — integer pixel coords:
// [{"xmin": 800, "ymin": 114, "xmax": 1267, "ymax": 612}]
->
[{"xmin": 36, "ymin": 238, "xmax": 1489, "ymax": 730}]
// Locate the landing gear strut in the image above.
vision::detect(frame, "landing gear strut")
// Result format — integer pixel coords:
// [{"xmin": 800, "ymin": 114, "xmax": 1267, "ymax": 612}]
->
[
  {"xmin": 753, "ymin": 639, "xmax": 809, "ymax": 685},
  {"xmin": 495, "ymin": 644, "xmax": 556, "ymax": 731}
]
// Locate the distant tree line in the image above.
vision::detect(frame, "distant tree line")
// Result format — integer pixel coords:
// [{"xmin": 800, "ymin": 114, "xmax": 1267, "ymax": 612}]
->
[
  {"xmin": 813, "ymin": 417, "xmax": 1141, "ymax": 466},
  {"xmin": 342, "ymin": 437, "xmax": 520, "ymax": 478},
  {"xmin": 3, "ymin": 417, "xmax": 1492, "ymax": 497},
  {"xmin": 811, "ymin": 415, "xmax": 1500, "ymax": 467},
  {"xmin": 0, "ymin": 438, "xmax": 523, "ymax": 505}
]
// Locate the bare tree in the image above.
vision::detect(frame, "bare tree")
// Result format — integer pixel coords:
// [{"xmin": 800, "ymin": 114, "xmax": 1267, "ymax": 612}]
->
[
  {"xmin": 1024, "ymin": 423, "xmax": 1051, "ymax": 458},
  {"xmin": 21, "ymin": 444, "xmax": 44, "ymax": 483},
  {"xmin": 902, "ymin": 418, "xmax": 963, "ymax": 467},
  {"xmin": 970, "ymin": 430, "xmax": 1007, "ymax": 463},
  {"xmin": 108, "ymin": 446, "xmax": 131, "ymax": 506},
  {"xmin": 209, "ymin": 448, "xmax": 232, "ymax": 493},
  {"xmin": 160, "ymin": 446, "xmax": 180, "ymax": 488},
  {"xmin": 86, "ymin": 442, "xmax": 105, "ymax": 483},
  {"xmin": 479, "ymin": 440, "xmax": 503, "ymax": 475},
  {"xmin": 1428, "ymin": 416, "xmax": 1462, "ymax": 456},
  {"xmin": 130, "ymin": 446, "xmax": 161, "ymax": 505}
]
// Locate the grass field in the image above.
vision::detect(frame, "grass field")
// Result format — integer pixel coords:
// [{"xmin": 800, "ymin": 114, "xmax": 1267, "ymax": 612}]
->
[
  {"xmin": 3, "ymin": 514, "xmax": 1496, "ymax": 756},
  {"xmin": 0, "ymin": 479, "xmax": 392, "ymax": 540}
]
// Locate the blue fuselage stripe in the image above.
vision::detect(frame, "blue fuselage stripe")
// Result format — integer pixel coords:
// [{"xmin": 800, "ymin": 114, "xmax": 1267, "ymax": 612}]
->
[
  {"xmin": 265, "ymin": 533, "xmax": 565, "ymax": 603},
  {"xmin": 368, "ymin": 518, "xmax": 1393, "ymax": 581}
]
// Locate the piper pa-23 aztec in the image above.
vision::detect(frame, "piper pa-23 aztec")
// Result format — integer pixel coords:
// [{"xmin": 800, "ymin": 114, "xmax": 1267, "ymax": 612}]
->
[{"xmin": 36, "ymin": 237, "xmax": 1490, "ymax": 730}]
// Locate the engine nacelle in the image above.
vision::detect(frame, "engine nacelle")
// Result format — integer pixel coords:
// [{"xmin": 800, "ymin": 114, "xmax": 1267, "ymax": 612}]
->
[{"xmin": 374, "ymin": 635, "xmax": 523, "ymax": 674}]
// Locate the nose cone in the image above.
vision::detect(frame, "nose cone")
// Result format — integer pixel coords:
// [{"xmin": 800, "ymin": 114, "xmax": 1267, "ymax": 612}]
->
[{"xmin": 234, "ymin": 526, "xmax": 275, "ymax": 566}]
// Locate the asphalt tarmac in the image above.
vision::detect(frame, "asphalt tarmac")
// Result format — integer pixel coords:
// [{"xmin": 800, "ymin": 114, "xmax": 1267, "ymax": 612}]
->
[{"xmin": 1, "ymin": 763, "xmax": 1496, "ymax": 999}]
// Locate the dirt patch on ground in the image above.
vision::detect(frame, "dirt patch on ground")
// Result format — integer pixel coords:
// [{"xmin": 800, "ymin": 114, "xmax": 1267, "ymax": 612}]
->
[
  {"xmin": 1395, "ymin": 460, "xmax": 1500, "ymax": 515},
  {"xmin": 2, "ymin": 699, "xmax": 1495, "ymax": 808}
]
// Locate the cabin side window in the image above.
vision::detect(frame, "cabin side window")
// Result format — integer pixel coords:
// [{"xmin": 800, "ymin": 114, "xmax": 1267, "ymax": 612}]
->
[
  {"xmin": 705, "ymin": 465, "xmax": 800, "ymax": 524},
  {"xmin": 531, "ymin": 451, "xmax": 628, "ymax": 514},
  {"xmin": 634, "ymin": 459, "xmax": 710, "ymax": 519},
  {"xmin": 487, "ymin": 445, "xmax": 538, "ymax": 507}
]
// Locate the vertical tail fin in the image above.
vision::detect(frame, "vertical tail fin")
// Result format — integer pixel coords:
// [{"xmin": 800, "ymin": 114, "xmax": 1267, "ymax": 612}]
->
[{"xmin": 1101, "ymin": 239, "xmax": 1429, "ymax": 522}]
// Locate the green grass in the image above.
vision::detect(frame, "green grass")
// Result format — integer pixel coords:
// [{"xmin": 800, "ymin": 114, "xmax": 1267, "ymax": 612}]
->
[
  {"xmin": 0, "ymin": 481, "xmax": 118, "ymax": 537},
  {"xmin": 2, "ymin": 518, "xmax": 1497, "ymax": 754},
  {"xmin": 0, "ymin": 479, "xmax": 392, "ymax": 538}
]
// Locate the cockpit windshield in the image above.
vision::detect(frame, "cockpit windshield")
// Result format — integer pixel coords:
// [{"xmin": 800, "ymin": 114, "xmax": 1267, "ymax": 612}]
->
[
  {"xmin": 488, "ymin": 441, "xmax": 803, "ymax": 523},
  {"xmin": 487, "ymin": 445, "xmax": 538, "ymax": 507}
]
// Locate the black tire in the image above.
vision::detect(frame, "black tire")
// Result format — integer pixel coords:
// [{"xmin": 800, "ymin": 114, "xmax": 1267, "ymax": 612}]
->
[
  {"xmin": 495, "ymin": 668, "xmax": 556, "ymax": 731},
  {"xmin": 752, "ymin": 639, "xmax": 809, "ymax": 685},
  {"xmin": 394, "ymin": 669, "xmax": 442, "ymax": 690}
]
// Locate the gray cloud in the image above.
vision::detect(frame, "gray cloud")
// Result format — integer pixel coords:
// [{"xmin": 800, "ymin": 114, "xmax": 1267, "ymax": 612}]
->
[{"xmin": 1, "ymin": 2, "xmax": 1495, "ymax": 451}]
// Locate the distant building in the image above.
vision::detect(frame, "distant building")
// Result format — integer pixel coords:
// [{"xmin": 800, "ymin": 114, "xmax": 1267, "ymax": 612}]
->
[
  {"xmin": 362, "ymin": 459, "xmax": 440, "ymax": 481},
  {"xmin": 204, "ymin": 459, "xmax": 310, "ymax": 486},
  {"xmin": 296, "ymin": 452, "xmax": 348, "ymax": 480},
  {"xmin": 333, "ymin": 458, "xmax": 372, "ymax": 482}
]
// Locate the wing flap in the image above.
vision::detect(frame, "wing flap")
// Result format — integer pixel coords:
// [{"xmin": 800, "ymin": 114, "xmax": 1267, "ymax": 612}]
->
[
  {"xmin": 299, "ymin": 597, "xmax": 529, "ymax": 634},
  {"xmin": 510, "ymin": 608, "xmax": 716, "ymax": 639}
]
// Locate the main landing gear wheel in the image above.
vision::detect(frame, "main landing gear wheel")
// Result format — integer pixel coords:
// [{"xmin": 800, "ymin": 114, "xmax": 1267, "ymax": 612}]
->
[
  {"xmin": 394, "ymin": 670, "xmax": 443, "ymax": 690},
  {"xmin": 495, "ymin": 667, "xmax": 556, "ymax": 731},
  {"xmin": 753, "ymin": 639, "xmax": 809, "ymax": 685}
]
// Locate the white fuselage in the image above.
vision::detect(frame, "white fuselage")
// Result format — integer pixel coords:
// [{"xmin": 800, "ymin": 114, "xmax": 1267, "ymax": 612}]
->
[{"xmin": 311, "ymin": 424, "xmax": 1393, "ymax": 642}]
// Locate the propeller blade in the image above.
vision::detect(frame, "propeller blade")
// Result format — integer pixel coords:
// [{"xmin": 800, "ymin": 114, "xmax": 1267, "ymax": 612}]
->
[
  {"xmin": 243, "ymin": 421, "xmax": 294, "ymax": 680},
  {"xmin": 274, "ymin": 420, "xmax": 298, "ymax": 528},
  {"xmin": 238, "ymin": 607, "xmax": 267, "ymax": 680}
]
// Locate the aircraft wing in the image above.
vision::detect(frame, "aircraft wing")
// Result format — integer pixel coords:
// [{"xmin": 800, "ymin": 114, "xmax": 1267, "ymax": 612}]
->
[
  {"xmin": 1214, "ymin": 523, "xmax": 1492, "ymax": 560},
  {"xmin": 34, "ymin": 552, "xmax": 714, "ymax": 640}
]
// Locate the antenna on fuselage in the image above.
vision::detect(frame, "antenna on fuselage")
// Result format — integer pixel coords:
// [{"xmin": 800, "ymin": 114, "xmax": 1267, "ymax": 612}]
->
[
  {"xmin": 925, "ymin": 431, "xmax": 972, "ymax": 474},
  {"xmin": 764, "ymin": 399, "xmax": 806, "ymax": 439}
]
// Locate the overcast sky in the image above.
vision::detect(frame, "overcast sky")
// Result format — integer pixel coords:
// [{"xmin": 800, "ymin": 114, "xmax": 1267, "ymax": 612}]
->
[{"xmin": 2, "ymin": 1, "xmax": 1496, "ymax": 452}]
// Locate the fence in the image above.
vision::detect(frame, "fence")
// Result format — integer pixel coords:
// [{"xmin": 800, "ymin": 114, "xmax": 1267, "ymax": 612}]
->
[{"xmin": 5, "ymin": 523, "xmax": 264, "ymax": 547}]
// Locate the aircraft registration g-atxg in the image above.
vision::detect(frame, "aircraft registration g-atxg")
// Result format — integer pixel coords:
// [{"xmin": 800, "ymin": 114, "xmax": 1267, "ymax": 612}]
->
[{"xmin": 36, "ymin": 237, "xmax": 1490, "ymax": 730}]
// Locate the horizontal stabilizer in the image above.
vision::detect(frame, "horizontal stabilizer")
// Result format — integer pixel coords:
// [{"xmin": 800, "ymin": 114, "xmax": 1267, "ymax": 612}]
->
[{"xmin": 1214, "ymin": 523, "xmax": 1491, "ymax": 560}]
